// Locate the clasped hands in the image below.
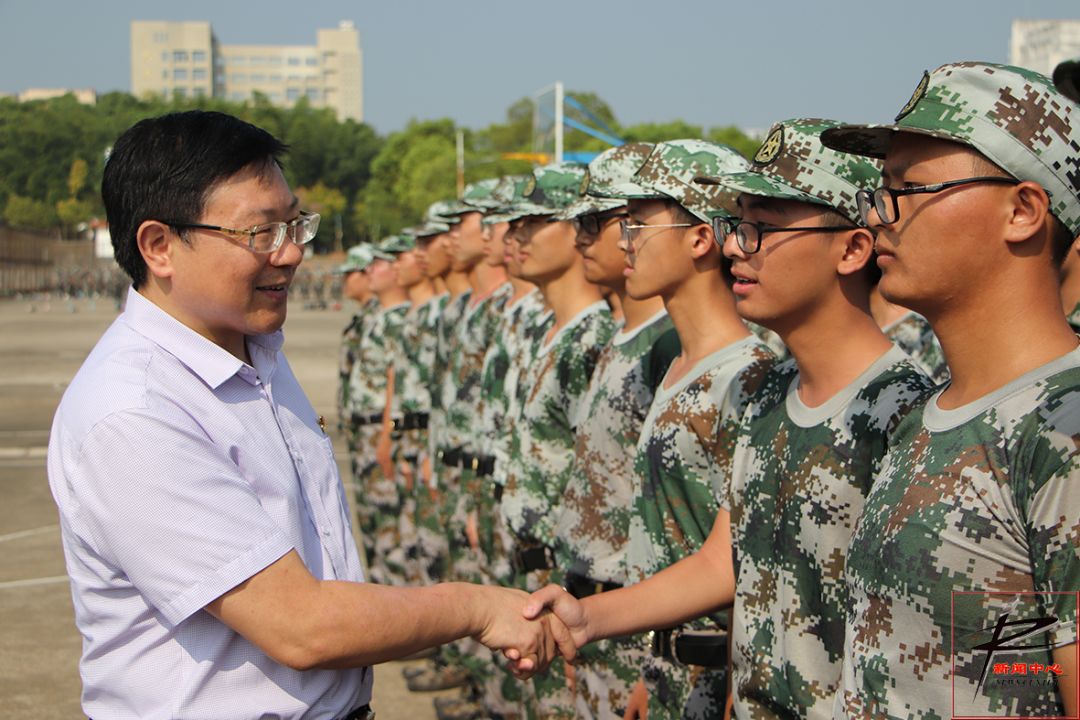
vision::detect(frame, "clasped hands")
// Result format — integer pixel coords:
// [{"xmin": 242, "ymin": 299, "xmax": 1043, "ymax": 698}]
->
[{"xmin": 473, "ymin": 584, "xmax": 589, "ymax": 679}]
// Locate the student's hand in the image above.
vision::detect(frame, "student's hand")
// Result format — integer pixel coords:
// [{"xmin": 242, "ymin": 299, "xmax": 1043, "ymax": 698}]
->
[
  {"xmin": 522, "ymin": 583, "xmax": 591, "ymax": 649},
  {"xmin": 473, "ymin": 586, "xmax": 576, "ymax": 678},
  {"xmin": 399, "ymin": 461, "xmax": 414, "ymax": 492},
  {"xmin": 421, "ymin": 455, "xmax": 433, "ymax": 486},
  {"xmin": 376, "ymin": 433, "xmax": 393, "ymax": 479},
  {"xmin": 465, "ymin": 511, "xmax": 480, "ymax": 551},
  {"xmin": 623, "ymin": 678, "xmax": 648, "ymax": 720}
]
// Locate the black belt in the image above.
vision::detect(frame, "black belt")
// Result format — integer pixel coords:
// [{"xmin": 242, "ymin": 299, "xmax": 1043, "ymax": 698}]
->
[
  {"xmin": 564, "ymin": 572, "xmax": 621, "ymax": 599},
  {"xmin": 438, "ymin": 446, "xmax": 463, "ymax": 468},
  {"xmin": 351, "ymin": 412, "xmax": 385, "ymax": 426},
  {"xmin": 493, "ymin": 483, "xmax": 504, "ymax": 502},
  {"xmin": 461, "ymin": 452, "xmax": 496, "ymax": 476},
  {"xmin": 512, "ymin": 543, "xmax": 555, "ymax": 573},
  {"xmin": 648, "ymin": 628, "xmax": 728, "ymax": 668},
  {"xmin": 400, "ymin": 412, "xmax": 429, "ymax": 430},
  {"xmin": 341, "ymin": 704, "xmax": 374, "ymax": 720}
]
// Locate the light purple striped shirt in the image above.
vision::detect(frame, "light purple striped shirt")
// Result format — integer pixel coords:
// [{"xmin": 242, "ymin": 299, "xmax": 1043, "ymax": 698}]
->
[{"xmin": 48, "ymin": 287, "xmax": 371, "ymax": 719}]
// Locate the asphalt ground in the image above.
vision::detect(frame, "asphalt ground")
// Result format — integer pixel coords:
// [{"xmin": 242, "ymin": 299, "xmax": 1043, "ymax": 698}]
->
[{"xmin": 0, "ymin": 294, "xmax": 458, "ymax": 719}]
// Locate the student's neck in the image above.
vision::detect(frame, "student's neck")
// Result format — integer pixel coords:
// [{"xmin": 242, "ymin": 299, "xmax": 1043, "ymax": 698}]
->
[
  {"xmin": 470, "ymin": 261, "xmax": 508, "ymax": 299},
  {"xmin": 377, "ymin": 288, "xmax": 408, "ymax": 308},
  {"xmin": 509, "ymin": 277, "xmax": 536, "ymax": 303},
  {"xmin": 539, "ymin": 267, "xmax": 604, "ymax": 330},
  {"xmin": 407, "ymin": 279, "xmax": 435, "ymax": 307},
  {"xmin": 445, "ymin": 271, "xmax": 470, "ymax": 297},
  {"xmin": 617, "ymin": 285, "xmax": 666, "ymax": 333},
  {"xmin": 926, "ymin": 275, "xmax": 1078, "ymax": 409},
  {"xmin": 779, "ymin": 292, "xmax": 894, "ymax": 408},
  {"xmin": 869, "ymin": 287, "xmax": 912, "ymax": 329},
  {"xmin": 431, "ymin": 276, "xmax": 448, "ymax": 295},
  {"xmin": 663, "ymin": 273, "xmax": 749, "ymax": 364}
]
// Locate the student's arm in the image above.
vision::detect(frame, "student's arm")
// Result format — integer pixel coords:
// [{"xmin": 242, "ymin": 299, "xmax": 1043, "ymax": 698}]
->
[
  {"xmin": 206, "ymin": 549, "xmax": 573, "ymax": 672},
  {"xmin": 524, "ymin": 508, "xmax": 735, "ymax": 647}
]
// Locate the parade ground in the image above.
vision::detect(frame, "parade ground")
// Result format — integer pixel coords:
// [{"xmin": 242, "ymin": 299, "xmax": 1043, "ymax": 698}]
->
[{"xmin": 0, "ymin": 294, "xmax": 454, "ymax": 719}]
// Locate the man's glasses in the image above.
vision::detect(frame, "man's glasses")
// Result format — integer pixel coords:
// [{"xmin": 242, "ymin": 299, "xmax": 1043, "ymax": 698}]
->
[
  {"xmin": 711, "ymin": 217, "xmax": 858, "ymax": 255},
  {"xmin": 573, "ymin": 210, "xmax": 629, "ymax": 246},
  {"xmin": 619, "ymin": 219, "xmax": 694, "ymax": 267},
  {"xmin": 855, "ymin": 176, "xmax": 1021, "ymax": 226},
  {"xmin": 165, "ymin": 211, "xmax": 320, "ymax": 253}
]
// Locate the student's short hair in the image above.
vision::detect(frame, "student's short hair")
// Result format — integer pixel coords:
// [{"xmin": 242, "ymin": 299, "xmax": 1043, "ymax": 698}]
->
[{"xmin": 102, "ymin": 111, "xmax": 288, "ymax": 287}]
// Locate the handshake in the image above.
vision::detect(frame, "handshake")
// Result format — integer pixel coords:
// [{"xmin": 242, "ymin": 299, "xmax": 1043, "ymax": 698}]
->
[{"xmin": 471, "ymin": 583, "xmax": 592, "ymax": 678}]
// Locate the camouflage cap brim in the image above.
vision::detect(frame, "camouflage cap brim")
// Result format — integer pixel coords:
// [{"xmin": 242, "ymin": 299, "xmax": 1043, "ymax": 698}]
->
[
  {"xmin": 557, "ymin": 195, "xmax": 626, "ymax": 221},
  {"xmin": 599, "ymin": 179, "xmax": 664, "ymax": 200},
  {"xmin": 371, "ymin": 249, "xmax": 395, "ymax": 261},
  {"xmin": 696, "ymin": 171, "xmax": 825, "ymax": 208},
  {"xmin": 413, "ymin": 221, "xmax": 451, "ymax": 239},
  {"xmin": 1054, "ymin": 58, "xmax": 1080, "ymax": 103}
]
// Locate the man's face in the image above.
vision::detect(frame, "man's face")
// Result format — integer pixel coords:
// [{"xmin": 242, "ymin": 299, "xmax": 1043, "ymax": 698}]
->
[
  {"xmin": 517, "ymin": 216, "xmax": 579, "ymax": 284},
  {"xmin": 870, "ymin": 134, "xmax": 1014, "ymax": 313},
  {"xmin": 722, "ymin": 195, "xmax": 841, "ymax": 332},
  {"xmin": 449, "ymin": 212, "xmax": 485, "ymax": 271},
  {"xmin": 419, "ymin": 232, "xmax": 452, "ymax": 278},
  {"xmin": 623, "ymin": 199, "xmax": 695, "ymax": 301},
  {"xmin": 365, "ymin": 258, "xmax": 398, "ymax": 294},
  {"xmin": 576, "ymin": 210, "xmax": 630, "ymax": 289},
  {"xmin": 165, "ymin": 163, "xmax": 303, "ymax": 352},
  {"xmin": 504, "ymin": 220, "xmax": 527, "ymax": 277},
  {"xmin": 483, "ymin": 220, "xmax": 509, "ymax": 267},
  {"xmin": 343, "ymin": 269, "xmax": 370, "ymax": 302},
  {"xmin": 394, "ymin": 249, "xmax": 425, "ymax": 288}
]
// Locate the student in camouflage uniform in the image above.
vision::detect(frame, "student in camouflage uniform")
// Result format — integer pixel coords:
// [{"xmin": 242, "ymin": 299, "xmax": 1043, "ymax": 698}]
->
[
  {"xmin": 549, "ymin": 142, "xmax": 683, "ymax": 720},
  {"xmin": 349, "ymin": 237, "xmax": 411, "ymax": 586},
  {"xmin": 337, "ymin": 244, "xmax": 379, "ymax": 482},
  {"xmin": 869, "ymin": 283, "xmax": 949, "ymax": 383},
  {"xmin": 498, "ymin": 161, "xmax": 617, "ymax": 720},
  {"xmin": 822, "ymin": 61, "xmax": 1080, "ymax": 718},
  {"xmin": 608, "ymin": 139, "xmax": 773, "ymax": 720},
  {"xmin": 705, "ymin": 119, "xmax": 934, "ymax": 720},
  {"xmin": 1056, "ymin": 58, "xmax": 1080, "ymax": 333}
]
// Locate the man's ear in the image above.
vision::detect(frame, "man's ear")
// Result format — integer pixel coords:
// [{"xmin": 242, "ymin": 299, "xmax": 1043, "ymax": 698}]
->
[
  {"xmin": 137, "ymin": 220, "xmax": 178, "ymax": 281},
  {"xmin": 836, "ymin": 227, "xmax": 877, "ymax": 277},
  {"xmin": 687, "ymin": 223, "xmax": 715, "ymax": 261},
  {"xmin": 1002, "ymin": 181, "xmax": 1051, "ymax": 246}
]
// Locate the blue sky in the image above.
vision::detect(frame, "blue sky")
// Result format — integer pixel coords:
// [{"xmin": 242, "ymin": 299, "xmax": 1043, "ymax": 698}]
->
[{"xmin": 1, "ymin": 0, "xmax": 1077, "ymax": 134}]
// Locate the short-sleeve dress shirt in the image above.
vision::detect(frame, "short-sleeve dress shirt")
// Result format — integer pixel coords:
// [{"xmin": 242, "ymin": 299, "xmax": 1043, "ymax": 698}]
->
[{"xmin": 47, "ymin": 287, "xmax": 371, "ymax": 719}]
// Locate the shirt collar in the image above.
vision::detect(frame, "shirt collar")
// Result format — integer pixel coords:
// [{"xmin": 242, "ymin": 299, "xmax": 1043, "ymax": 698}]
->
[{"xmin": 122, "ymin": 287, "xmax": 283, "ymax": 389}]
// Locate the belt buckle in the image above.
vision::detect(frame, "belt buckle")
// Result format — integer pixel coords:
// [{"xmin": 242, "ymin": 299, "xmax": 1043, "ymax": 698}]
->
[
  {"xmin": 594, "ymin": 581, "xmax": 605, "ymax": 596},
  {"xmin": 669, "ymin": 627, "xmax": 686, "ymax": 666},
  {"xmin": 470, "ymin": 456, "xmax": 480, "ymax": 471}
]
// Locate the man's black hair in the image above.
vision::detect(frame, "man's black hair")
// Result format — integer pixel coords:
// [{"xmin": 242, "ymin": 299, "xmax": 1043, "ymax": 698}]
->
[{"xmin": 102, "ymin": 110, "xmax": 288, "ymax": 287}]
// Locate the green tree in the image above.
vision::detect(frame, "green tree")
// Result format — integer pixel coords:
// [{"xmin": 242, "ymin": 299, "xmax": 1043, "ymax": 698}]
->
[
  {"xmin": 56, "ymin": 197, "xmax": 94, "ymax": 236},
  {"xmin": 296, "ymin": 182, "xmax": 347, "ymax": 253},
  {"xmin": 67, "ymin": 158, "xmax": 89, "ymax": 198},
  {"xmin": 706, "ymin": 125, "xmax": 762, "ymax": 160},
  {"xmin": 4, "ymin": 194, "xmax": 58, "ymax": 230}
]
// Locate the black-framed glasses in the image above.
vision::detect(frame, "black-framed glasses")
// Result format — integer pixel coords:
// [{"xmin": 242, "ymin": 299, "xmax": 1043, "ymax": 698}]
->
[
  {"xmin": 856, "ymin": 176, "xmax": 1021, "ymax": 225},
  {"xmin": 711, "ymin": 216, "xmax": 857, "ymax": 255},
  {"xmin": 165, "ymin": 210, "xmax": 321, "ymax": 253},
  {"xmin": 573, "ymin": 210, "xmax": 629, "ymax": 245}
]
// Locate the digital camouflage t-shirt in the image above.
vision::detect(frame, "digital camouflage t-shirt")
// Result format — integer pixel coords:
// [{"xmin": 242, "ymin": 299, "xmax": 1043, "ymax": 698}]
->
[
  {"xmin": 883, "ymin": 310, "xmax": 949, "ymax": 385},
  {"xmin": 723, "ymin": 346, "xmax": 933, "ymax": 720},
  {"xmin": 842, "ymin": 347, "xmax": 1080, "ymax": 719}
]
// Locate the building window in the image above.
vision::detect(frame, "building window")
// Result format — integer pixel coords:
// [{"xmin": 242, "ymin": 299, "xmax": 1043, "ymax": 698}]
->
[
  {"xmin": 270, "ymin": 92, "xmax": 283, "ymax": 102},
  {"xmin": 231, "ymin": 56, "xmax": 245, "ymax": 66},
  {"xmin": 153, "ymin": 32, "xmax": 168, "ymax": 43},
  {"xmin": 287, "ymin": 75, "xmax": 301, "ymax": 83},
  {"xmin": 269, "ymin": 74, "xmax": 282, "ymax": 83},
  {"xmin": 250, "ymin": 74, "xmax": 265, "ymax": 83},
  {"xmin": 287, "ymin": 57, "xmax": 301, "ymax": 66},
  {"xmin": 193, "ymin": 68, "xmax": 207, "ymax": 81},
  {"xmin": 194, "ymin": 87, "xmax": 207, "ymax": 98},
  {"xmin": 286, "ymin": 88, "xmax": 301, "ymax": 101},
  {"xmin": 250, "ymin": 56, "xmax": 265, "ymax": 65},
  {"xmin": 269, "ymin": 56, "xmax": 282, "ymax": 66},
  {"xmin": 231, "ymin": 73, "xmax": 247, "ymax": 83},
  {"xmin": 173, "ymin": 50, "xmax": 189, "ymax": 62},
  {"xmin": 173, "ymin": 68, "xmax": 188, "ymax": 81},
  {"xmin": 161, "ymin": 69, "xmax": 168, "ymax": 79},
  {"xmin": 161, "ymin": 51, "xmax": 169, "ymax": 62},
  {"xmin": 174, "ymin": 87, "xmax": 187, "ymax": 99},
  {"xmin": 306, "ymin": 88, "xmax": 321, "ymax": 101},
  {"xmin": 192, "ymin": 50, "xmax": 207, "ymax": 63},
  {"xmin": 305, "ymin": 57, "xmax": 319, "ymax": 66}
]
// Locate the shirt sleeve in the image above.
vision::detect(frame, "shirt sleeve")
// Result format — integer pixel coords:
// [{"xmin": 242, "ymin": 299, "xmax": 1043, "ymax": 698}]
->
[
  {"xmin": 66, "ymin": 409, "xmax": 295, "ymax": 627},
  {"xmin": 1026, "ymin": 451, "xmax": 1080, "ymax": 646}
]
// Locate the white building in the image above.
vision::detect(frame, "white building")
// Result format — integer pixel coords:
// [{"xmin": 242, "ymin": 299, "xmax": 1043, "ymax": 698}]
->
[
  {"xmin": 1009, "ymin": 19, "xmax": 1080, "ymax": 77},
  {"xmin": 131, "ymin": 20, "xmax": 363, "ymax": 122}
]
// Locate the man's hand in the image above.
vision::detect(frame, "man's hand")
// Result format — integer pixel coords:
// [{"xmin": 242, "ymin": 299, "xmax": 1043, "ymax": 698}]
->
[
  {"xmin": 399, "ymin": 461, "xmax": 415, "ymax": 492},
  {"xmin": 623, "ymin": 678, "xmax": 648, "ymax": 720},
  {"xmin": 472, "ymin": 585, "xmax": 577, "ymax": 678},
  {"xmin": 465, "ymin": 511, "xmax": 480, "ymax": 551},
  {"xmin": 376, "ymin": 432, "xmax": 394, "ymax": 479},
  {"xmin": 523, "ymin": 583, "xmax": 591, "ymax": 650}
]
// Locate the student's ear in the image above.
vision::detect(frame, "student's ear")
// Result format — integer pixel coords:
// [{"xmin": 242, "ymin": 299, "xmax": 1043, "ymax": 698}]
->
[
  {"xmin": 1003, "ymin": 181, "xmax": 1051, "ymax": 246},
  {"xmin": 687, "ymin": 223, "xmax": 715, "ymax": 261},
  {"xmin": 137, "ymin": 220, "xmax": 178, "ymax": 281},
  {"xmin": 836, "ymin": 227, "xmax": 877, "ymax": 277}
]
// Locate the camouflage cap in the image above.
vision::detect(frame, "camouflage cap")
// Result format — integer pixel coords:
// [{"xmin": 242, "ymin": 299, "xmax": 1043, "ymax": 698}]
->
[
  {"xmin": 482, "ymin": 175, "xmax": 533, "ymax": 225},
  {"xmin": 337, "ymin": 243, "xmax": 377, "ymax": 273},
  {"xmin": 1053, "ymin": 57, "xmax": 1080, "ymax": 103},
  {"xmin": 497, "ymin": 162, "xmax": 589, "ymax": 222},
  {"xmin": 412, "ymin": 220, "xmax": 451, "ymax": 239},
  {"xmin": 696, "ymin": 119, "xmax": 881, "ymax": 225},
  {"xmin": 606, "ymin": 139, "xmax": 749, "ymax": 222},
  {"xmin": 820, "ymin": 62, "xmax": 1080, "ymax": 235},
  {"xmin": 558, "ymin": 142, "xmax": 655, "ymax": 220},
  {"xmin": 425, "ymin": 200, "xmax": 464, "ymax": 225},
  {"xmin": 461, "ymin": 179, "xmax": 503, "ymax": 211},
  {"xmin": 379, "ymin": 234, "xmax": 415, "ymax": 255}
]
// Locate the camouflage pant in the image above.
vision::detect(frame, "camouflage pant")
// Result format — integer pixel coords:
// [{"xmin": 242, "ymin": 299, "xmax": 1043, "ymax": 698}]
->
[
  {"xmin": 396, "ymin": 428, "xmax": 427, "ymax": 585},
  {"xmin": 573, "ymin": 635, "xmax": 649, "ymax": 720},
  {"xmin": 641, "ymin": 645, "xmax": 727, "ymax": 720}
]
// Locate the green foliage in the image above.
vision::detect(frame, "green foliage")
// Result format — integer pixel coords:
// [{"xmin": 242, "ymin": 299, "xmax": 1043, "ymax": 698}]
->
[
  {"xmin": 67, "ymin": 158, "xmax": 89, "ymax": 198},
  {"xmin": 706, "ymin": 125, "xmax": 762, "ymax": 160},
  {"xmin": 4, "ymin": 194, "xmax": 57, "ymax": 230},
  {"xmin": 55, "ymin": 197, "xmax": 95, "ymax": 234}
]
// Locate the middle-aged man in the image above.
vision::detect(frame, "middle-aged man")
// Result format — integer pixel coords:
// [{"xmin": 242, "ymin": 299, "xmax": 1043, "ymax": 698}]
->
[
  {"xmin": 46, "ymin": 110, "xmax": 570, "ymax": 719},
  {"xmin": 821, "ymin": 62, "xmax": 1080, "ymax": 719}
]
